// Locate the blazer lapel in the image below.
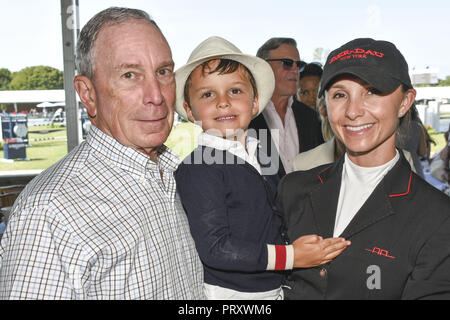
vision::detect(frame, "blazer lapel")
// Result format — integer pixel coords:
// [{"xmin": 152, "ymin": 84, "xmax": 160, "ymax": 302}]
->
[
  {"xmin": 310, "ymin": 152, "xmax": 413, "ymax": 239},
  {"xmin": 340, "ymin": 182, "xmax": 395, "ymax": 239},
  {"xmin": 340, "ymin": 152, "xmax": 412, "ymax": 239},
  {"xmin": 309, "ymin": 158, "xmax": 344, "ymax": 238}
]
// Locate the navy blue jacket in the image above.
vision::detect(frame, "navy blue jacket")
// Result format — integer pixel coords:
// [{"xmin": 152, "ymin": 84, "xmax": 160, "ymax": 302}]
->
[{"xmin": 175, "ymin": 146, "xmax": 288, "ymax": 293}]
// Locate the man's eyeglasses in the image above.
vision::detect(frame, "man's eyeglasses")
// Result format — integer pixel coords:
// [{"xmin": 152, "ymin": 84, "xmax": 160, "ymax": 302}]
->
[{"xmin": 266, "ymin": 58, "xmax": 307, "ymax": 71}]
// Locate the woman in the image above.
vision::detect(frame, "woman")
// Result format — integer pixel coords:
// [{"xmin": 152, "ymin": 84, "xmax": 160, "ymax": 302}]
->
[
  {"xmin": 292, "ymin": 95, "xmax": 415, "ymax": 172},
  {"xmin": 279, "ymin": 38, "xmax": 450, "ymax": 299}
]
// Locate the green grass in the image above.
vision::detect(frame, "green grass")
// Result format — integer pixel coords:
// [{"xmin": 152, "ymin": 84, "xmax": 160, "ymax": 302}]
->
[
  {"xmin": 430, "ymin": 133, "xmax": 445, "ymax": 157},
  {"xmin": 0, "ymin": 125, "xmax": 68, "ymax": 171}
]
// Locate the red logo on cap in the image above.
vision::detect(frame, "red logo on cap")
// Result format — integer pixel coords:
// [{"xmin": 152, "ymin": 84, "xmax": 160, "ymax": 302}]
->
[{"xmin": 329, "ymin": 48, "xmax": 384, "ymax": 64}]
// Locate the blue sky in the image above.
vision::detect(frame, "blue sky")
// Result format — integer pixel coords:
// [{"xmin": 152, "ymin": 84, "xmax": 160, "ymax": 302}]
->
[{"xmin": 1, "ymin": 0, "xmax": 450, "ymax": 78}]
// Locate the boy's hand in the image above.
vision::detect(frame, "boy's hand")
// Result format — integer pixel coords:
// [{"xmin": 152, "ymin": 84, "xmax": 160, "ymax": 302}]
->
[{"xmin": 292, "ymin": 235, "xmax": 351, "ymax": 268}]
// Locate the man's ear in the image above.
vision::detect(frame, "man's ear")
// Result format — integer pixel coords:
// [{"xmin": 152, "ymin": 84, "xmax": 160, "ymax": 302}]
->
[
  {"xmin": 183, "ymin": 101, "xmax": 197, "ymax": 123},
  {"xmin": 74, "ymin": 75, "xmax": 97, "ymax": 124}
]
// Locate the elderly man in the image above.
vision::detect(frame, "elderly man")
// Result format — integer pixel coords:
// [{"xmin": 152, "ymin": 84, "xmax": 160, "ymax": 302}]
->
[
  {"xmin": 249, "ymin": 38, "xmax": 324, "ymax": 177},
  {"xmin": 0, "ymin": 7, "xmax": 204, "ymax": 300}
]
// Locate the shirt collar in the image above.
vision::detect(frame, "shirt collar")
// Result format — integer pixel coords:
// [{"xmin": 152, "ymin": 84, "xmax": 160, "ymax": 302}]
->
[
  {"xmin": 86, "ymin": 125, "xmax": 180, "ymax": 176},
  {"xmin": 197, "ymin": 132, "xmax": 261, "ymax": 173},
  {"xmin": 264, "ymin": 96, "xmax": 294, "ymax": 114},
  {"xmin": 343, "ymin": 150, "xmax": 400, "ymax": 184}
]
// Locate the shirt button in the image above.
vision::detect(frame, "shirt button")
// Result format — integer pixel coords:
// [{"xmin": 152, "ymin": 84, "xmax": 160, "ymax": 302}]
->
[{"xmin": 319, "ymin": 268, "xmax": 327, "ymax": 278}]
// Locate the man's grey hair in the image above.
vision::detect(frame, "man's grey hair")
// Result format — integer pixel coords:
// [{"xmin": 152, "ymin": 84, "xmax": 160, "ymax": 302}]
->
[
  {"xmin": 76, "ymin": 7, "xmax": 160, "ymax": 79},
  {"xmin": 256, "ymin": 38, "xmax": 298, "ymax": 60}
]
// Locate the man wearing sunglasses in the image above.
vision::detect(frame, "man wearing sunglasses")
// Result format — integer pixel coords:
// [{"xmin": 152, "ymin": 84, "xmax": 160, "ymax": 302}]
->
[{"xmin": 249, "ymin": 37, "xmax": 324, "ymax": 177}]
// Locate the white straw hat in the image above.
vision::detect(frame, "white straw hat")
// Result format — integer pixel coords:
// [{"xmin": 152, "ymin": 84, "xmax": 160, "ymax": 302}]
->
[{"xmin": 175, "ymin": 36, "xmax": 275, "ymax": 120}]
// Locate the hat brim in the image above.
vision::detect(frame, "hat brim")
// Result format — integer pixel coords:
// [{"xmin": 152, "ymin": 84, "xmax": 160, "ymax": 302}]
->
[
  {"xmin": 175, "ymin": 53, "xmax": 275, "ymax": 121},
  {"xmin": 319, "ymin": 66, "xmax": 402, "ymax": 97}
]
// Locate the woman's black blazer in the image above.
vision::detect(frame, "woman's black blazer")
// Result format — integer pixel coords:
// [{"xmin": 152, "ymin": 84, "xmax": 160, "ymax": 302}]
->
[{"xmin": 278, "ymin": 153, "xmax": 450, "ymax": 299}]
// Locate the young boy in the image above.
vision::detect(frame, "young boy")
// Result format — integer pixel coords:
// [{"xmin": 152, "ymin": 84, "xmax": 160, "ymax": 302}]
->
[{"xmin": 174, "ymin": 36, "xmax": 350, "ymax": 300}]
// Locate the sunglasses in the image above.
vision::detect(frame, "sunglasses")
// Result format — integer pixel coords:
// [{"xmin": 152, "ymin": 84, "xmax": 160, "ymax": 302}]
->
[{"xmin": 266, "ymin": 58, "xmax": 307, "ymax": 70}]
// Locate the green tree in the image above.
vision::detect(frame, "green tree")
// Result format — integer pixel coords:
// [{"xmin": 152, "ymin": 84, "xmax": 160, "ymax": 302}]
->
[
  {"xmin": 0, "ymin": 68, "xmax": 11, "ymax": 90},
  {"xmin": 438, "ymin": 76, "xmax": 450, "ymax": 86},
  {"xmin": 9, "ymin": 66, "xmax": 63, "ymax": 90}
]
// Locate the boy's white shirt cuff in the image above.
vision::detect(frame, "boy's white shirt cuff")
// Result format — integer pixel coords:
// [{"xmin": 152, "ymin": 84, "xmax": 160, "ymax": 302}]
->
[
  {"xmin": 266, "ymin": 244, "xmax": 294, "ymax": 270},
  {"xmin": 285, "ymin": 245, "xmax": 294, "ymax": 269}
]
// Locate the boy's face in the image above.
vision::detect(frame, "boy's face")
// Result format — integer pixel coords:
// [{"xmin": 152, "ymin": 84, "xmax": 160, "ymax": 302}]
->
[{"xmin": 183, "ymin": 60, "xmax": 259, "ymax": 144}]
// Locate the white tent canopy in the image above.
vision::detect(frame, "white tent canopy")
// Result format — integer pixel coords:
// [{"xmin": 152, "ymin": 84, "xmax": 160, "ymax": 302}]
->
[
  {"xmin": 36, "ymin": 101, "xmax": 65, "ymax": 108},
  {"xmin": 0, "ymin": 90, "xmax": 66, "ymax": 104},
  {"xmin": 415, "ymin": 86, "xmax": 450, "ymax": 101},
  {"xmin": 37, "ymin": 101, "xmax": 57, "ymax": 108}
]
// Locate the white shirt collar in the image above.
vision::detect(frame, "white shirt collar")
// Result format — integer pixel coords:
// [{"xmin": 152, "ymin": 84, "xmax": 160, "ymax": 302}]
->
[
  {"xmin": 264, "ymin": 96, "xmax": 294, "ymax": 114},
  {"xmin": 333, "ymin": 150, "xmax": 400, "ymax": 237},
  {"xmin": 344, "ymin": 150, "xmax": 400, "ymax": 184},
  {"xmin": 197, "ymin": 132, "xmax": 262, "ymax": 174}
]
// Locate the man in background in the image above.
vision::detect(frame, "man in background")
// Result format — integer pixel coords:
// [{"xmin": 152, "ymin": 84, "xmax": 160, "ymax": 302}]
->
[{"xmin": 249, "ymin": 38, "xmax": 323, "ymax": 177}]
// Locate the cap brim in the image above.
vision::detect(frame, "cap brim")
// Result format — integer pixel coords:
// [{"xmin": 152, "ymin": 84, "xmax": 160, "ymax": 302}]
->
[
  {"xmin": 319, "ymin": 66, "xmax": 402, "ymax": 97},
  {"xmin": 175, "ymin": 53, "xmax": 275, "ymax": 121}
]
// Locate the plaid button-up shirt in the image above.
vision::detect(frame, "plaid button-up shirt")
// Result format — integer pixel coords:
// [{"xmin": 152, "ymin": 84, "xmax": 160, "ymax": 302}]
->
[{"xmin": 0, "ymin": 125, "xmax": 204, "ymax": 300}]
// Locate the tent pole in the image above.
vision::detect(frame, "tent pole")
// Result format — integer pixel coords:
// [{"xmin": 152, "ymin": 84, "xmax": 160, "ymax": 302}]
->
[{"xmin": 60, "ymin": 0, "xmax": 80, "ymax": 152}]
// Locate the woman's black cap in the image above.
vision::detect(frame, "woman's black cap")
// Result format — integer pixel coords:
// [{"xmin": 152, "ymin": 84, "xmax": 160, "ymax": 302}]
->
[{"xmin": 319, "ymin": 38, "xmax": 413, "ymax": 97}]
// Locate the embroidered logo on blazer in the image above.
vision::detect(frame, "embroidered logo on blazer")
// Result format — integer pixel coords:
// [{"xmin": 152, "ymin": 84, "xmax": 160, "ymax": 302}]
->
[{"xmin": 365, "ymin": 247, "xmax": 395, "ymax": 259}]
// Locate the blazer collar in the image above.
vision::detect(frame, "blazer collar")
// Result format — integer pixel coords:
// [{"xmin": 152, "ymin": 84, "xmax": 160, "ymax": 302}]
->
[
  {"xmin": 310, "ymin": 158, "xmax": 343, "ymax": 238},
  {"xmin": 311, "ymin": 150, "xmax": 413, "ymax": 239}
]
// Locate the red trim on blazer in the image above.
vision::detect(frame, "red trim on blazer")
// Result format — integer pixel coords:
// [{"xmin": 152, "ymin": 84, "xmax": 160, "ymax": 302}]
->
[
  {"xmin": 389, "ymin": 172, "xmax": 412, "ymax": 198},
  {"xmin": 317, "ymin": 166, "xmax": 332, "ymax": 184}
]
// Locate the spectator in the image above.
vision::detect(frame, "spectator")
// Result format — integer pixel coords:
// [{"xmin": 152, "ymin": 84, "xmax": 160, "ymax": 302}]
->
[
  {"xmin": 249, "ymin": 38, "xmax": 324, "ymax": 177},
  {"xmin": 297, "ymin": 62, "xmax": 323, "ymax": 110},
  {"xmin": 430, "ymin": 125, "xmax": 450, "ymax": 190}
]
